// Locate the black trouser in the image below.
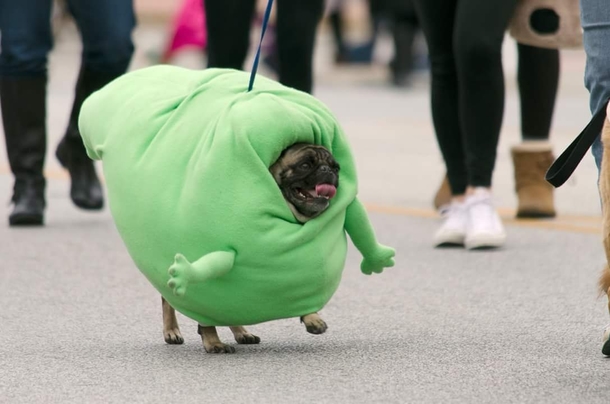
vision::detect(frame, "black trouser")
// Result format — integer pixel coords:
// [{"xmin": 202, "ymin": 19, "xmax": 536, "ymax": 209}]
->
[
  {"xmin": 204, "ymin": 0, "xmax": 324, "ymax": 94},
  {"xmin": 412, "ymin": 0, "xmax": 517, "ymax": 195},
  {"xmin": 517, "ymin": 43, "xmax": 559, "ymax": 141},
  {"xmin": 387, "ymin": 0, "xmax": 419, "ymax": 76}
]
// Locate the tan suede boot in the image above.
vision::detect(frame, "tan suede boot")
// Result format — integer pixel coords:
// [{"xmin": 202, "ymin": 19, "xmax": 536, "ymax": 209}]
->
[
  {"xmin": 433, "ymin": 175, "xmax": 451, "ymax": 213},
  {"xmin": 511, "ymin": 141, "xmax": 556, "ymax": 218}
]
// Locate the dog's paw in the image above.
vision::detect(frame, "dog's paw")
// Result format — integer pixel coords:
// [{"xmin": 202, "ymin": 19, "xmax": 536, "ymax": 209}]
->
[
  {"xmin": 301, "ymin": 314, "xmax": 328, "ymax": 335},
  {"xmin": 235, "ymin": 333, "xmax": 261, "ymax": 345},
  {"xmin": 204, "ymin": 342, "xmax": 236, "ymax": 354},
  {"xmin": 167, "ymin": 254, "xmax": 193, "ymax": 296},
  {"xmin": 164, "ymin": 327, "xmax": 184, "ymax": 345},
  {"xmin": 361, "ymin": 244, "xmax": 395, "ymax": 275}
]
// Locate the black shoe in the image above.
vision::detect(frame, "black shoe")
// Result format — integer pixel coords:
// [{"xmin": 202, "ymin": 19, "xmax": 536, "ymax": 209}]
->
[
  {"xmin": 56, "ymin": 136, "xmax": 104, "ymax": 210},
  {"xmin": 56, "ymin": 67, "xmax": 121, "ymax": 211},
  {"xmin": 389, "ymin": 61, "xmax": 412, "ymax": 88},
  {"xmin": 9, "ymin": 180, "xmax": 45, "ymax": 226}
]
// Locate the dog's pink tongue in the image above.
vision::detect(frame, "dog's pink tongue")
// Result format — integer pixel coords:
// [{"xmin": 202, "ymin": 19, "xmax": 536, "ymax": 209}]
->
[{"xmin": 316, "ymin": 184, "xmax": 337, "ymax": 199}]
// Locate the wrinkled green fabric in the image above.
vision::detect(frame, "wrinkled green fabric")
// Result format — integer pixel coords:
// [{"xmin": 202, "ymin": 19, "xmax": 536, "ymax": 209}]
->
[{"xmin": 79, "ymin": 66, "xmax": 394, "ymax": 326}]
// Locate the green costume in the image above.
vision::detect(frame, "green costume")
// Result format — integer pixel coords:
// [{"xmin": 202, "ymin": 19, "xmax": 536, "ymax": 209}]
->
[{"xmin": 79, "ymin": 66, "xmax": 395, "ymax": 326}]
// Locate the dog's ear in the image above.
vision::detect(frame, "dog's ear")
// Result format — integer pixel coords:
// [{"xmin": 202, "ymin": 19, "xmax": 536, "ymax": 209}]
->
[
  {"xmin": 270, "ymin": 155, "xmax": 290, "ymax": 184},
  {"xmin": 270, "ymin": 144, "xmax": 302, "ymax": 177}
]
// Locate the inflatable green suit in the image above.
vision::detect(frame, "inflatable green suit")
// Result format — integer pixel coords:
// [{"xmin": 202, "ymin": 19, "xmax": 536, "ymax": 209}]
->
[{"xmin": 79, "ymin": 66, "xmax": 395, "ymax": 327}]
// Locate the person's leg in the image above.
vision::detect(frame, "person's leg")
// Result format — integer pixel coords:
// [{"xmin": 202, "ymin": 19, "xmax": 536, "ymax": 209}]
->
[
  {"xmin": 412, "ymin": 0, "xmax": 473, "ymax": 246},
  {"xmin": 412, "ymin": 0, "xmax": 466, "ymax": 196},
  {"xmin": 0, "ymin": 1, "xmax": 53, "ymax": 225},
  {"xmin": 512, "ymin": 43, "xmax": 559, "ymax": 218},
  {"xmin": 581, "ymin": 0, "xmax": 610, "ymax": 171},
  {"xmin": 517, "ymin": 44, "xmax": 559, "ymax": 142},
  {"xmin": 336, "ymin": 0, "xmax": 386, "ymax": 65},
  {"xmin": 328, "ymin": 0, "xmax": 349, "ymax": 63},
  {"xmin": 204, "ymin": 0, "xmax": 257, "ymax": 70},
  {"xmin": 276, "ymin": 0, "xmax": 324, "ymax": 93},
  {"xmin": 452, "ymin": 0, "xmax": 517, "ymax": 249},
  {"xmin": 358, "ymin": 0, "xmax": 385, "ymax": 61},
  {"xmin": 453, "ymin": 0, "xmax": 517, "ymax": 190},
  {"xmin": 61, "ymin": 0, "xmax": 136, "ymax": 210},
  {"xmin": 67, "ymin": 0, "xmax": 135, "ymax": 75},
  {"xmin": 261, "ymin": 22, "xmax": 279, "ymax": 75},
  {"xmin": 388, "ymin": 0, "xmax": 419, "ymax": 87}
]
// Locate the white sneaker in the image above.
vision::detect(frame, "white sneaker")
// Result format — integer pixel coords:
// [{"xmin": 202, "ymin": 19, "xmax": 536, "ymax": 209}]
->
[
  {"xmin": 464, "ymin": 188, "xmax": 506, "ymax": 250},
  {"xmin": 434, "ymin": 201, "xmax": 467, "ymax": 247}
]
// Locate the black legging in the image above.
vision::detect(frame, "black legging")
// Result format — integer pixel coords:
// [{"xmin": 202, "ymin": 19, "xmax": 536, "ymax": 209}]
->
[
  {"xmin": 388, "ymin": 0, "xmax": 419, "ymax": 77},
  {"xmin": 412, "ymin": 0, "xmax": 518, "ymax": 195},
  {"xmin": 204, "ymin": 0, "xmax": 324, "ymax": 94},
  {"xmin": 518, "ymin": 43, "xmax": 559, "ymax": 141}
]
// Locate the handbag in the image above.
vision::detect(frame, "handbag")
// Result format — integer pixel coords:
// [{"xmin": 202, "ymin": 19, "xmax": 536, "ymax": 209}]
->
[{"xmin": 508, "ymin": 0, "xmax": 583, "ymax": 49}]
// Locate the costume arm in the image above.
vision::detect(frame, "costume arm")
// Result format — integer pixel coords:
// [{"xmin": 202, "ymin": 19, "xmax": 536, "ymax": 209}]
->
[
  {"xmin": 344, "ymin": 198, "xmax": 395, "ymax": 275},
  {"xmin": 167, "ymin": 250, "xmax": 235, "ymax": 296}
]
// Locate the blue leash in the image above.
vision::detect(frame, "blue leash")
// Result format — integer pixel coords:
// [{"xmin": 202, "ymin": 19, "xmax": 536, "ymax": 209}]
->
[{"xmin": 248, "ymin": 0, "xmax": 275, "ymax": 92}]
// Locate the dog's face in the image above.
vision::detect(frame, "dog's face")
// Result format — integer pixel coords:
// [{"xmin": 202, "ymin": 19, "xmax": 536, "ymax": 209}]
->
[{"xmin": 270, "ymin": 143, "xmax": 340, "ymax": 223}]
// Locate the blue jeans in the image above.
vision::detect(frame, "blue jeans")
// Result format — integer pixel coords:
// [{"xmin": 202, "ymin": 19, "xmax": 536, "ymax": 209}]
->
[
  {"xmin": 581, "ymin": 0, "xmax": 610, "ymax": 171},
  {"xmin": 0, "ymin": 0, "xmax": 136, "ymax": 76}
]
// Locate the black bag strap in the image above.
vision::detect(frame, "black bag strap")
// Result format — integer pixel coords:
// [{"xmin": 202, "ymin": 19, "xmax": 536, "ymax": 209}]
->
[{"xmin": 545, "ymin": 101, "xmax": 608, "ymax": 187}]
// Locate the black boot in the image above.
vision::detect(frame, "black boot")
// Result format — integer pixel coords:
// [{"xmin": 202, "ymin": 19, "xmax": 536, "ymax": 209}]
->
[
  {"xmin": 56, "ymin": 67, "xmax": 119, "ymax": 210},
  {"xmin": 0, "ymin": 77, "xmax": 47, "ymax": 226}
]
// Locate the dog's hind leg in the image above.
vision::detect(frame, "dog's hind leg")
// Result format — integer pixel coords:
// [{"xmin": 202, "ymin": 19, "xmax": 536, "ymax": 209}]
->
[
  {"xmin": 198, "ymin": 325, "xmax": 235, "ymax": 353},
  {"xmin": 162, "ymin": 297, "xmax": 184, "ymax": 344},
  {"xmin": 599, "ymin": 265, "xmax": 610, "ymax": 356},
  {"xmin": 600, "ymin": 266, "xmax": 610, "ymax": 356},
  {"xmin": 300, "ymin": 313, "xmax": 328, "ymax": 335},
  {"xmin": 230, "ymin": 326, "xmax": 261, "ymax": 345}
]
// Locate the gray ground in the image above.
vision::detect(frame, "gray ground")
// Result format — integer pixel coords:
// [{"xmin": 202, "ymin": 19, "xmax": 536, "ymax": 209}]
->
[{"xmin": 1, "ymin": 22, "xmax": 608, "ymax": 404}]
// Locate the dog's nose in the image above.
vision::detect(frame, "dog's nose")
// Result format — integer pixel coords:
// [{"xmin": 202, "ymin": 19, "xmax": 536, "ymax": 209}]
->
[{"xmin": 319, "ymin": 165, "xmax": 331, "ymax": 172}]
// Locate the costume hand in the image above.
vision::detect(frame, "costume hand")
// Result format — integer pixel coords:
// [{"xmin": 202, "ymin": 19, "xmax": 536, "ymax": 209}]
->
[{"xmin": 360, "ymin": 244, "xmax": 395, "ymax": 275}]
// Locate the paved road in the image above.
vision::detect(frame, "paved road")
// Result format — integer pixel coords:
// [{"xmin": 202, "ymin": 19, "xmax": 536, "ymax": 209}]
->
[{"xmin": 1, "ymin": 23, "xmax": 608, "ymax": 404}]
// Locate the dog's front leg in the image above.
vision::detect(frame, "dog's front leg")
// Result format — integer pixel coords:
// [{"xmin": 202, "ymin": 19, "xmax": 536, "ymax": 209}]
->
[
  {"xmin": 230, "ymin": 326, "xmax": 261, "ymax": 345},
  {"xmin": 162, "ymin": 297, "xmax": 184, "ymax": 344},
  {"xmin": 197, "ymin": 325, "xmax": 236, "ymax": 353},
  {"xmin": 300, "ymin": 313, "xmax": 328, "ymax": 335}
]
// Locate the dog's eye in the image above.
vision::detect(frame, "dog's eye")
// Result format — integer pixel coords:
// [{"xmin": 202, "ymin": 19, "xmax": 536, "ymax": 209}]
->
[{"xmin": 300, "ymin": 162, "xmax": 311, "ymax": 170}]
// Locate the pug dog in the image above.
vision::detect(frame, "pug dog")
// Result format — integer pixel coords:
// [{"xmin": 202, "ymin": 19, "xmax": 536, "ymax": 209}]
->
[{"xmin": 161, "ymin": 143, "xmax": 340, "ymax": 352}]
